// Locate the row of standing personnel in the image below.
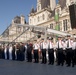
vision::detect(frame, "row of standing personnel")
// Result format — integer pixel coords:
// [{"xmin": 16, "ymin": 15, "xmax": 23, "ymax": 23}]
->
[
  {"xmin": 27, "ymin": 35, "xmax": 76, "ymax": 67},
  {"xmin": 0, "ymin": 35, "xmax": 76, "ymax": 67},
  {"xmin": 0, "ymin": 42, "xmax": 26, "ymax": 61}
]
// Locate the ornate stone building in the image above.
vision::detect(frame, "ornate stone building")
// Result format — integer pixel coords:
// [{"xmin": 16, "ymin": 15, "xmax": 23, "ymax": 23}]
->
[
  {"xmin": 29, "ymin": 0, "xmax": 76, "ymax": 34},
  {"xmin": 0, "ymin": 15, "xmax": 25, "ymax": 42},
  {"xmin": 0, "ymin": 15, "xmax": 35, "ymax": 43}
]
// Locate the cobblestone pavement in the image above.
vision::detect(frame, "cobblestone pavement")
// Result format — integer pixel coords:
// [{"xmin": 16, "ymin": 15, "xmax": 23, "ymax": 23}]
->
[{"xmin": 0, "ymin": 59, "xmax": 76, "ymax": 75}]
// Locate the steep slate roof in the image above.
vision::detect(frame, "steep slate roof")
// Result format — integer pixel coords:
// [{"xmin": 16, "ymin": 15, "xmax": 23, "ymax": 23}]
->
[
  {"xmin": 14, "ymin": 16, "xmax": 21, "ymax": 24},
  {"xmin": 41, "ymin": 0, "xmax": 66, "ymax": 9},
  {"xmin": 29, "ymin": 0, "xmax": 66, "ymax": 18},
  {"xmin": 59, "ymin": 0, "xmax": 66, "ymax": 9},
  {"xmin": 30, "ymin": 7, "xmax": 35, "ymax": 14},
  {"xmin": 50, "ymin": 9, "xmax": 55, "ymax": 18},
  {"xmin": 49, "ymin": 0, "xmax": 66, "ymax": 18},
  {"xmin": 41, "ymin": 0, "xmax": 50, "ymax": 9}
]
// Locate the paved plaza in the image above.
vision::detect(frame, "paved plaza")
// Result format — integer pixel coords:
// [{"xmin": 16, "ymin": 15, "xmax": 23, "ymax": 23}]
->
[{"xmin": 0, "ymin": 59, "xmax": 76, "ymax": 75}]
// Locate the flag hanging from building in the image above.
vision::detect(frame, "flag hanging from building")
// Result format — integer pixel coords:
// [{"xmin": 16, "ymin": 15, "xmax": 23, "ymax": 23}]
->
[
  {"xmin": 55, "ymin": 12, "xmax": 60, "ymax": 38},
  {"xmin": 55, "ymin": 11, "xmax": 60, "ymax": 31},
  {"xmin": 54, "ymin": 12, "xmax": 59, "ymax": 22},
  {"xmin": 55, "ymin": 24, "xmax": 60, "ymax": 31}
]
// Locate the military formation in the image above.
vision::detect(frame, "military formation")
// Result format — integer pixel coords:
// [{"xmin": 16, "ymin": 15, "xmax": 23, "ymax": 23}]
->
[{"xmin": 0, "ymin": 35, "xmax": 76, "ymax": 67}]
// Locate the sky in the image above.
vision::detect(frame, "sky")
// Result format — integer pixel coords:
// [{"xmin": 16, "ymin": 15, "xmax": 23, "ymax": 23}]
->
[{"xmin": 0, "ymin": 0, "xmax": 58, "ymax": 35}]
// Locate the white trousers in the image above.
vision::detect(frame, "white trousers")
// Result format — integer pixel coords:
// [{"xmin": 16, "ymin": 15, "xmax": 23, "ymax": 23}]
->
[
  {"xmin": 9, "ymin": 47, "xmax": 12, "ymax": 60},
  {"xmin": 54, "ymin": 51, "xmax": 56, "ymax": 61},
  {"xmin": 4, "ymin": 48, "xmax": 7, "ymax": 59}
]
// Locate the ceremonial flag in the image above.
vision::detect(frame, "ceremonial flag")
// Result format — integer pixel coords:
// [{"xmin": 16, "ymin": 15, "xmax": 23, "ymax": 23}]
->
[
  {"xmin": 55, "ymin": 24, "xmax": 60, "ymax": 31},
  {"xmin": 54, "ymin": 12, "xmax": 59, "ymax": 22}
]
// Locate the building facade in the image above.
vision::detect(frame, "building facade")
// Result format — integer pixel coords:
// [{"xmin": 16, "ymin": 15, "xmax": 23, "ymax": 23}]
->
[
  {"xmin": 29, "ymin": 0, "xmax": 76, "ymax": 34},
  {"xmin": 0, "ymin": 15, "xmax": 35, "ymax": 43}
]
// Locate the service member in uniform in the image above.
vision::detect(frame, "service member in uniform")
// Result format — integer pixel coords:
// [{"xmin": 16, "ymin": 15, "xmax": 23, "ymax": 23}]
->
[
  {"xmin": 0, "ymin": 45, "xmax": 2, "ymax": 59},
  {"xmin": 40, "ymin": 38, "xmax": 47, "ymax": 64},
  {"xmin": 65, "ymin": 35, "xmax": 73, "ymax": 67},
  {"xmin": 7, "ymin": 44, "xmax": 9, "ymax": 60},
  {"xmin": 1, "ymin": 44, "xmax": 5, "ymax": 59},
  {"xmin": 19, "ymin": 42, "xmax": 25, "ymax": 61},
  {"xmin": 27, "ymin": 41, "xmax": 33, "ymax": 62},
  {"xmin": 74, "ymin": 38, "xmax": 76, "ymax": 65},
  {"xmin": 47, "ymin": 38, "xmax": 54, "ymax": 65},
  {"xmin": 9, "ymin": 44, "xmax": 13, "ymax": 60},
  {"xmin": 33, "ymin": 40, "xmax": 40, "ymax": 63},
  {"xmin": 4, "ymin": 44, "xmax": 7, "ymax": 59},
  {"xmin": 16, "ymin": 43, "xmax": 20, "ymax": 61},
  {"xmin": 71, "ymin": 37, "xmax": 76, "ymax": 67},
  {"xmin": 12, "ymin": 44, "xmax": 16, "ymax": 60},
  {"xmin": 56, "ymin": 36, "xmax": 65, "ymax": 66},
  {"xmin": 24, "ymin": 43, "xmax": 27, "ymax": 61}
]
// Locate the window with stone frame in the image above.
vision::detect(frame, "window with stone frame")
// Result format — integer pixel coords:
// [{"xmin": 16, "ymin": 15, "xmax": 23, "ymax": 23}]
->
[
  {"xmin": 63, "ymin": 19, "xmax": 68, "ymax": 31},
  {"xmin": 59, "ymin": 21, "xmax": 62, "ymax": 31},
  {"xmin": 38, "ymin": 5, "xmax": 40, "ymax": 11},
  {"xmin": 17, "ymin": 26, "xmax": 22, "ymax": 33},
  {"xmin": 50, "ymin": 23, "xmax": 53, "ymax": 29},
  {"xmin": 34, "ymin": 18, "xmax": 36, "ymax": 23},
  {"xmin": 38, "ymin": 16, "xmax": 40, "ymax": 22},
  {"xmin": 42, "ymin": 14, "xmax": 45, "ymax": 20}
]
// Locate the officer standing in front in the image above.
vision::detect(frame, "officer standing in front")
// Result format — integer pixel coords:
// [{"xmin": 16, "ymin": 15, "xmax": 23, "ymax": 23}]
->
[
  {"xmin": 27, "ymin": 41, "xmax": 33, "ymax": 62},
  {"xmin": 71, "ymin": 37, "xmax": 76, "ymax": 67},
  {"xmin": 47, "ymin": 37, "xmax": 54, "ymax": 65},
  {"xmin": 16, "ymin": 43, "xmax": 20, "ymax": 61},
  {"xmin": 19, "ymin": 42, "xmax": 25, "ymax": 61},
  {"xmin": 33, "ymin": 40, "xmax": 40, "ymax": 63},
  {"xmin": 56, "ymin": 36, "xmax": 65, "ymax": 66},
  {"xmin": 12, "ymin": 44, "xmax": 16, "ymax": 60},
  {"xmin": 74, "ymin": 38, "xmax": 76, "ymax": 65},
  {"xmin": 65, "ymin": 35, "xmax": 73, "ymax": 67},
  {"xmin": 40, "ymin": 38, "xmax": 47, "ymax": 64},
  {"xmin": 9, "ymin": 44, "xmax": 13, "ymax": 60},
  {"xmin": 7, "ymin": 44, "xmax": 9, "ymax": 60}
]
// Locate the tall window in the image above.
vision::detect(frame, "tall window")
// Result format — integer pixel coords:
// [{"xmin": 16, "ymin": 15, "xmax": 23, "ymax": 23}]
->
[
  {"xmin": 63, "ymin": 19, "xmax": 67, "ymax": 31},
  {"xmin": 42, "ymin": 14, "xmax": 45, "ymax": 20},
  {"xmin": 50, "ymin": 24, "xmax": 53, "ymax": 29},
  {"xmin": 17, "ymin": 26, "xmax": 22, "ymax": 33},
  {"xmin": 30, "ymin": 19, "xmax": 31, "ymax": 24},
  {"xmin": 38, "ymin": 5, "xmax": 40, "ymax": 11},
  {"xmin": 38, "ymin": 16, "xmax": 40, "ymax": 22}
]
